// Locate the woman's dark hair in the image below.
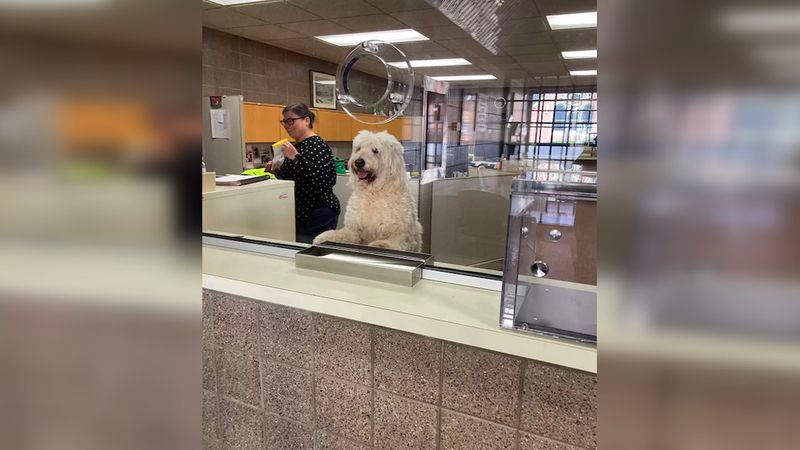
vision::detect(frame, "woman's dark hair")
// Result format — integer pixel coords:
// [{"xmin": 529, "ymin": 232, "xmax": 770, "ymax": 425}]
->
[{"xmin": 282, "ymin": 103, "xmax": 315, "ymax": 128}]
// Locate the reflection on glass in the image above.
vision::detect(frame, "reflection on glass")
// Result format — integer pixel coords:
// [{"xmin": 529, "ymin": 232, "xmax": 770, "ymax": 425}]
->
[
  {"xmin": 201, "ymin": 4, "xmax": 597, "ymax": 274},
  {"xmin": 500, "ymin": 170, "xmax": 597, "ymax": 343}
]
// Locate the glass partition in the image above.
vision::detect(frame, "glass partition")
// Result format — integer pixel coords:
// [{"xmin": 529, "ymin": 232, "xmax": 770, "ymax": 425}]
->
[{"xmin": 201, "ymin": 1, "xmax": 598, "ymax": 275}]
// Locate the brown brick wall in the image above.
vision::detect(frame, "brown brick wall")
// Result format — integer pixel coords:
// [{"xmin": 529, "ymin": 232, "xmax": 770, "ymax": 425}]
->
[{"xmin": 202, "ymin": 289, "xmax": 597, "ymax": 450}]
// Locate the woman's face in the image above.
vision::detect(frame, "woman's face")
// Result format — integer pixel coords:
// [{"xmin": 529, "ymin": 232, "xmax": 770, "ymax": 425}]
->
[{"xmin": 281, "ymin": 111, "xmax": 310, "ymax": 140}]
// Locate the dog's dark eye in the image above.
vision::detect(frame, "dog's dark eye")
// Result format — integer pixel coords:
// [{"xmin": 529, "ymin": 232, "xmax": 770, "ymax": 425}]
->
[{"xmin": 372, "ymin": 148, "xmax": 379, "ymax": 154}]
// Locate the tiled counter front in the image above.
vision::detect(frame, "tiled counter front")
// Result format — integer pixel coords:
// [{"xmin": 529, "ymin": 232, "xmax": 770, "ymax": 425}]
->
[{"xmin": 203, "ymin": 289, "xmax": 596, "ymax": 450}]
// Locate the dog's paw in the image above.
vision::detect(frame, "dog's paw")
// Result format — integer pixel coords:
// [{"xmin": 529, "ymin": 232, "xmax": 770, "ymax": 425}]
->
[{"xmin": 313, "ymin": 231, "xmax": 334, "ymax": 245}]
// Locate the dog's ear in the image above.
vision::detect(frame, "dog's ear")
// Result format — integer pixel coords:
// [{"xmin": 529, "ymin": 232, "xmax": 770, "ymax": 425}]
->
[{"xmin": 379, "ymin": 131, "xmax": 407, "ymax": 192}]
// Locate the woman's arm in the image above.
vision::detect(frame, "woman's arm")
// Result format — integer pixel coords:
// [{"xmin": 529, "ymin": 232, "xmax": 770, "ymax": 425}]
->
[{"xmin": 281, "ymin": 139, "xmax": 335, "ymax": 185}]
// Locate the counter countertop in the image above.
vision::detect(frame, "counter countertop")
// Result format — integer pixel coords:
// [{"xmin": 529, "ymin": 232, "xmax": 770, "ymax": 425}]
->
[
  {"xmin": 202, "ymin": 179, "xmax": 293, "ymax": 200},
  {"xmin": 202, "ymin": 243, "xmax": 597, "ymax": 373}
]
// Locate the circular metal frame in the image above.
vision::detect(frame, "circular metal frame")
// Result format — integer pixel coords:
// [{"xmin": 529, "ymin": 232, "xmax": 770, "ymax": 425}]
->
[{"xmin": 336, "ymin": 40, "xmax": 415, "ymax": 124}]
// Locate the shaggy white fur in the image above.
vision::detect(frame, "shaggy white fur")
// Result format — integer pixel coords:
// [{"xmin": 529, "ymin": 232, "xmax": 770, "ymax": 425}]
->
[{"xmin": 313, "ymin": 130, "xmax": 423, "ymax": 252}]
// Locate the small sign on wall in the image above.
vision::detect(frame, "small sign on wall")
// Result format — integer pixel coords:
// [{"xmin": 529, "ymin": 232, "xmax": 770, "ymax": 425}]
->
[
  {"xmin": 209, "ymin": 96, "xmax": 222, "ymax": 109},
  {"xmin": 210, "ymin": 109, "xmax": 230, "ymax": 139}
]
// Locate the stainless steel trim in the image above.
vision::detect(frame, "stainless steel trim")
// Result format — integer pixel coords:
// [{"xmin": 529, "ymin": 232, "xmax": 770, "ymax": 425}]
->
[
  {"xmin": 421, "ymin": 268, "xmax": 502, "ymax": 291},
  {"xmin": 203, "ymin": 235, "xmax": 302, "ymax": 258},
  {"xmin": 203, "ymin": 234, "xmax": 503, "ymax": 290},
  {"xmin": 295, "ymin": 243, "xmax": 431, "ymax": 286},
  {"xmin": 511, "ymin": 171, "xmax": 598, "ymax": 196}
]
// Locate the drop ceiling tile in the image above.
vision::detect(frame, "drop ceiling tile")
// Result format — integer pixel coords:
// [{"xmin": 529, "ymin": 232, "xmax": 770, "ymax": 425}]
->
[
  {"xmin": 497, "ymin": 70, "xmax": 531, "ymax": 80},
  {"xmin": 231, "ymin": 24, "xmax": 305, "ymax": 41},
  {"xmin": 469, "ymin": 55, "xmax": 518, "ymax": 65},
  {"xmin": 413, "ymin": 25, "xmax": 472, "ymax": 41},
  {"xmin": 554, "ymin": 41, "xmax": 597, "ymax": 52},
  {"xmin": 288, "ymin": 0, "xmax": 382, "ymax": 19},
  {"xmin": 499, "ymin": 0, "xmax": 541, "ymax": 20},
  {"xmin": 498, "ymin": 17, "xmax": 548, "ymax": 35},
  {"xmin": 267, "ymin": 37, "xmax": 333, "ymax": 51},
  {"xmin": 468, "ymin": 48, "xmax": 504, "ymax": 59},
  {"xmin": 234, "ymin": 2, "xmax": 322, "ymax": 23},
  {"xmin": 203, "ymin": 1, "xmax": 221, "ymax": 10},
  {"xmin": 203, "ymin": 8, "xmax": 266, "ymax": 29},
  {"xmin": 533, "ymin": 0, "xmax": 596, "ymax": 16},
  {"xmin": 563, "ymin": 60, "xmax": 597, "ymax": 70},
  {"xmin": 365, "ymin": 0, "xmax": 433, "ymax": 13},
  {"xmin": 281, "ymin": 20, "xmax": 352, "ymax": 36},
  {"xmin": 391, "ymin": 9, "xmax": 455, "ymax": 27},
  {"xmin": 394, "ymin": 40, "xmax": 449, "ymax": 55},
  {"xmin": 438, "ymin": 38, "xmax": 502, "ymax": 57},
  {"xmin": 520, "ymin": 61, "xmax": 568, "ymax": 75},
  {"xmin": 550, "ymin": 29, "xmax": 597, "ymax": 45},
  {"xmin": 331, "ymin": 14, "xmax": 407, "ymax": 32},
  {"xmin": 497, "ymin": 32, "xmax": 552, "ymax": 47},
  {"xmin": 502, "ymin": 43, "xmax": 558, "ymax": 56},
  {"xmin": 514, "ymin": 57, "xmax": 564, "ymax": 72},
  {"xmin": 400, "ymin": 50, "xmax": 460, "ymax": 60},
  {"xmin": 443, "ymin": 0, "xmax": 539, "ymax": 22},
  {"xmin": 412, "ymin": 66, "xmax": 460, "ymax": 75},
  {"xmin": 475, "ymin": 63, "xmax": 524, "ymax": 72},
  {"xmin": 517, "ymin": 58, "xmax": 564, "ymax": 69}
]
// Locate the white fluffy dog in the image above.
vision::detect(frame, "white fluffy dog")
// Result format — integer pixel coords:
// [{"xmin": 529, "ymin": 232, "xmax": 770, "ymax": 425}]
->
[{"xmin": 313, "ymin": 130, "xmax": 423, "ymax": 252}]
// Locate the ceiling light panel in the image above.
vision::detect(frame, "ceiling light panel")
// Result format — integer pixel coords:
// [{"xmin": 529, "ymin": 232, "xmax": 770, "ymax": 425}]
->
[
  {"xmin": 315, "ymin": 29, "xmax": 429, "ymax": 46},
  {"xmin": 387, "ymin": 58, "xmax": 471, "ymax": 68},
  {"xmin": 547, "ymin": 12, "xmax": 597, "ymax": 30},
  {"xmin": 430, "ymin": 75, "xmax": 497, "ymax": 81},
  {"xmin": 570, "ymin": 69, "xmax": 597, "ymax": 76},
  {"xmin": 562, "ymin": 50, "xmax": 597, "ymax": 59}
]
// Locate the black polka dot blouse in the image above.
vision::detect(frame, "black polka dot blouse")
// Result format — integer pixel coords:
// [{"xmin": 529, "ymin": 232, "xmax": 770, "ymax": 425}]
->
[{"xmin": 276, "ymin": 135, "xmax": 341, "ymax": 224}]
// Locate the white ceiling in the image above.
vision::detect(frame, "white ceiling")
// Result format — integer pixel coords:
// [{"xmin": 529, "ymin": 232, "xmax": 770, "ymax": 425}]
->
[{"xmin": 202, "ymin": 0, "xmax": 597, "ymax": 88}]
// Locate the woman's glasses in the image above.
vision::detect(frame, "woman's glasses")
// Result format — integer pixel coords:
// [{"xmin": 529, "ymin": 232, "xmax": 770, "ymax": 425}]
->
[{"xmin": 279, "ymin": 116, "xmax": 306, "ymax": 126}]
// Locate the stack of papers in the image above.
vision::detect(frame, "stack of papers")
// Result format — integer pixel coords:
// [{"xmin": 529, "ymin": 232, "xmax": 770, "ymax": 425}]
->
[{"xmin": 215, "ymin": 174, "xmax": 269, "ymax": 186}]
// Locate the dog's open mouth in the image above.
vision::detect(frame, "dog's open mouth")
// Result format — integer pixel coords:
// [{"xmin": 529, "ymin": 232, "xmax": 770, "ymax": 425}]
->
[{"xmin": 355, "ymin": 169, "xmax": 376, "ymax": 183}]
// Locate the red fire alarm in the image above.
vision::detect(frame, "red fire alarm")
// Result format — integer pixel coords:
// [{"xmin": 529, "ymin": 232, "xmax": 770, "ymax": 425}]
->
[{"xmin": 209, "ymin": 96, "xmax": 222, "ymax": 109}]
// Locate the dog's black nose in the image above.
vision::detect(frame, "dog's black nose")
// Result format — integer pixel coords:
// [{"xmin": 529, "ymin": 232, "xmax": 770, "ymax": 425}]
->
[{"xmin": 354, "ymin": 158, "xmax": 365, "ymax": 169}]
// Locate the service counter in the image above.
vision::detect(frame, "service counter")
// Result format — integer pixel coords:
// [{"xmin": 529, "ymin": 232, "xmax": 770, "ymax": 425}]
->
[{"xmin": 202, "ymin": 179, "xmax": 295, "ymax": 242}]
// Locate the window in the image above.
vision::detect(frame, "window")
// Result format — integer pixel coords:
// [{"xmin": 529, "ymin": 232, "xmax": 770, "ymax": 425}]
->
[{"xmin": 502, "ymin": 88, "xmax": 599, "ymax": 162}]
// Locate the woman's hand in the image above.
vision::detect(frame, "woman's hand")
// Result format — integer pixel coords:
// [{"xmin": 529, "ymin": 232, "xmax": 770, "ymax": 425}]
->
[
  {"xmin": 281, "ymin": 141, "xmax": 298, "ymax": 160},
  {"xmin": 265, "ymin": 161, "xmax": 273, "ymax": 171}
]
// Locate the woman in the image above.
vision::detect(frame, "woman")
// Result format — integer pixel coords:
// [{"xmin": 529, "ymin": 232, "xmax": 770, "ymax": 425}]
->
[{"xmin": 270, "ymin": 103, "xmax": 340, "ymax": 243}]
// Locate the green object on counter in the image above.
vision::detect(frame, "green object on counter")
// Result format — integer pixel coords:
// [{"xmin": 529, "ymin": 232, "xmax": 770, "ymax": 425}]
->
[
  {"xmin": 334, "ymin": 157, "xmax": 347, "ymax": 174},
  {"xmin": 241, "ymin": 168, "xmax": 276, "ymax": 179}
]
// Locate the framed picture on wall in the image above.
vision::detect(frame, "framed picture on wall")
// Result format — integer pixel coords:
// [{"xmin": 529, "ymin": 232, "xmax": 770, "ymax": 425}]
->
[{"xmin": 310, "ymin": 71, "xmax": 336, "ymax": 110}]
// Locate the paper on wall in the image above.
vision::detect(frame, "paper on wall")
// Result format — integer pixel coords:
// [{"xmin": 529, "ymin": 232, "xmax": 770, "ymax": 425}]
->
[{"xmin": 210, "ymin": 109, "xmax": 230, "ymax": 139}]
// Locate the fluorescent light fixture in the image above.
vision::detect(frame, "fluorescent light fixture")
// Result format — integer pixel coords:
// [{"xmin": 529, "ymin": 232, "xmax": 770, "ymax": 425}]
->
[
  {"xmin": 570, "ymin": 70, "xmax": 597, "ymax": 76},
  {"xmin": 546, "ymin": 11, "xmax": 597, "ymax": 30},
  {"xmin": 208, "ymin": 0, "xmax": 275, "ymax": 5},
  {"xmin": 430, "ymin": 75, "xmax": 497, "ymax": 81},
  {"xmin": 315, "ymin": 29, "xmax": 429, "ymax": 46},
  {"xmin": 387, "ymin": 58, "xmax": 471, "ymax": 68},
  {"xmin": 562, "ymin": 50, "xmax": 597, "ymax": 59}
]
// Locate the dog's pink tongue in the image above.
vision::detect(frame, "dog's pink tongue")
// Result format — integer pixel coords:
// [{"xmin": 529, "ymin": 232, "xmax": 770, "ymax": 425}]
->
[{"xmin": 356, "ymin": 170, "xmax": 369, "ymax": 180}]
